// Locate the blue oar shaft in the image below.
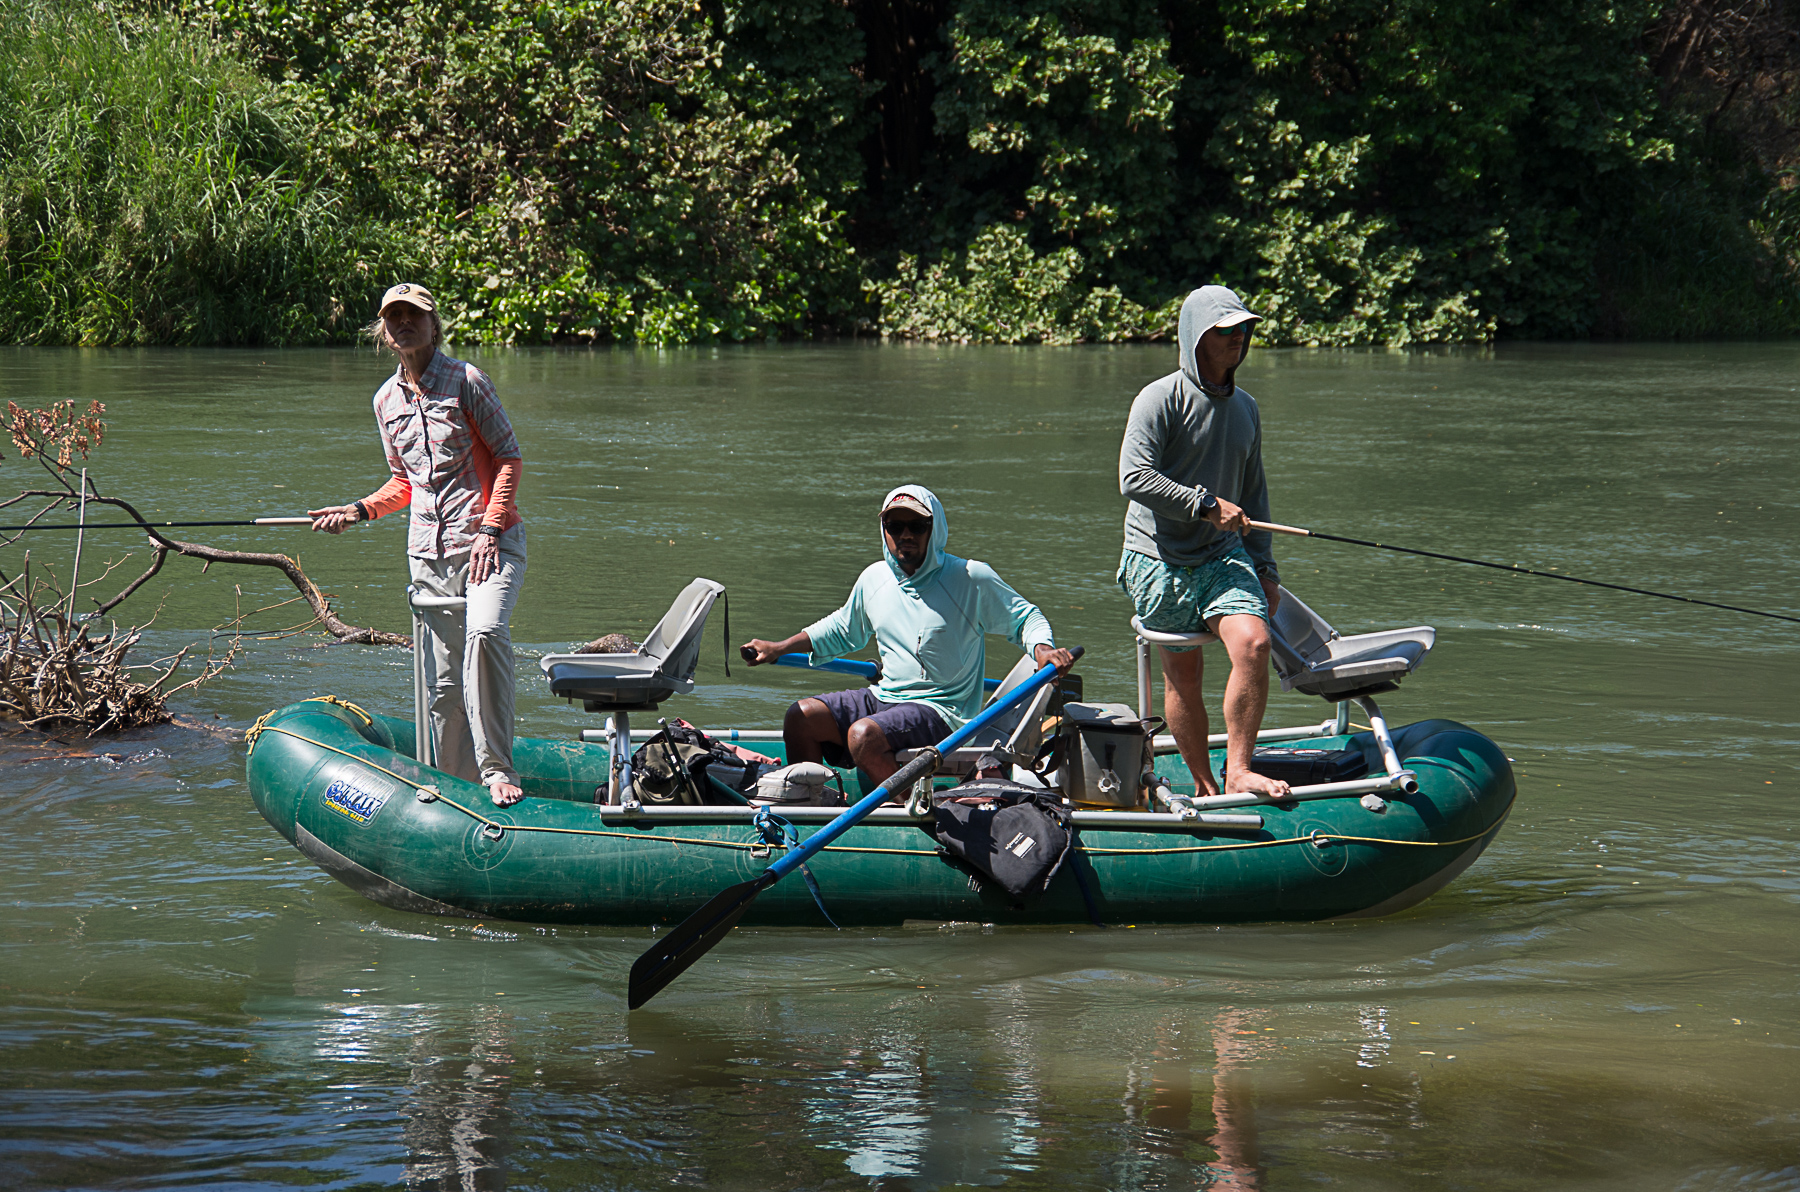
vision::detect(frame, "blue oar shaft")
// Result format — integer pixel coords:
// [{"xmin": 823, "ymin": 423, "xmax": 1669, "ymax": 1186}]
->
[
  {"xmin": 766, "ymin": 656, "xmax": 1066, "ymax": 880},
  {"xmin": 772, "ymin": 652, "xmax": 1001, "ymax": 691}
]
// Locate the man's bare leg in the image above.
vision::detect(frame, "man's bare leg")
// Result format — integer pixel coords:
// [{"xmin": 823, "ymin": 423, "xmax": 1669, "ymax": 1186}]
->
[
  {"xmin": 845, "ymin": 717, "xmax": 901, "ymax": 789},
  {"xmin": 1159, "ymin": 646, "xmax": 1221, "ymax": 798},
  {"xmin": 1211, "ymin": 613, "xmax": 1291, "ymax": 797},
  {"xmin": 783, "ymin": 698, "xmax": 843, "ymax": 765}
]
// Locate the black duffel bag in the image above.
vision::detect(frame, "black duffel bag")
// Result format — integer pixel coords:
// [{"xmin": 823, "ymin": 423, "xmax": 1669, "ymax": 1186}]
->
[{"xmin": 931, "ymin": 778, "xmax": 1074, "ymax": 904}]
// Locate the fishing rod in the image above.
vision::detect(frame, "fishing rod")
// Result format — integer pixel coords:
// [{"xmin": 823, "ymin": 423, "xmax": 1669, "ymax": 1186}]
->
[
  {"xmin": 1251, "ymin": 519, "xmax": 1800, "ymax": 626},
  {"xmin": 0, "ymin": 517, "xmax": 314, "ymax": 532}
]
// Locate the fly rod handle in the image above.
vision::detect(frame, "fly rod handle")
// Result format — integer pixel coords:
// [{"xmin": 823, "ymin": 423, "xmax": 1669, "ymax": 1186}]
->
[
  {"xmin": 253, "ymin": 517, "xmax": 316, "ymax": 526},
  {"xmin": 1248, "ymin": 519, "xmax": 1312, "ymax": 537}
]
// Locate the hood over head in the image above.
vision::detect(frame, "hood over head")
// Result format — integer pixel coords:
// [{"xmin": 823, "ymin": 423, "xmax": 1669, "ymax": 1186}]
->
[
  {"xmin": 1177, "ymin": 285, "xmax": 1260, "ymax": 398},
  {"xmin": 880, "ymin": 483, "xmax": 947, "ymax": 589}
]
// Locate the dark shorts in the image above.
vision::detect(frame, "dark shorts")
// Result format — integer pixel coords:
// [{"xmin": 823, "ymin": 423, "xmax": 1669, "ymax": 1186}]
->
[{"xmin": 810, "ymin": 688, "xmax": 950, "ymax": 770}]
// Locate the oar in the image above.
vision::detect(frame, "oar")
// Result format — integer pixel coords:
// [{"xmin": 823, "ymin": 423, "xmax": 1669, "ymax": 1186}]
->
[
  {"xmin": 628, "ymin": 645, "xmax": 1082, "ymax": 1010},
  {"xmin": 1250, "ymin": 519, "xmax": 1800, "ymax": 626},
  {"xmin": 773, "ymin": 652, "xmax": 1002, "ymax": 692},
  {"xmin": 0, "ymin": 517, "xmax": 314, "ymax": 532}
]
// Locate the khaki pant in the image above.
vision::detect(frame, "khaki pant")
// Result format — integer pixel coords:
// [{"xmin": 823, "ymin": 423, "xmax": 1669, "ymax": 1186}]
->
[{"xmin": 409, "ymin": 525, "xmax": 526, "ymax": 787}]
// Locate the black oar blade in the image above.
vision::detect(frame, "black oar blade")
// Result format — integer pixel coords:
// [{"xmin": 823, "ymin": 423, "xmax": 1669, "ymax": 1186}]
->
[{"xmin": 628, "ymin": 874, "xmax": 772, "ymax": 1009}]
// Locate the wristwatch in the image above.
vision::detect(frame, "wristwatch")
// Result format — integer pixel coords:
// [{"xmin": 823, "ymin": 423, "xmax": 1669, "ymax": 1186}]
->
[
  {"xmin": 1196, "ymin": 490, "xmax": 1219, "ymax": 514},
  {"xmin": 477, "ymin": 525, "xmax": 502, "ymax": 539}
]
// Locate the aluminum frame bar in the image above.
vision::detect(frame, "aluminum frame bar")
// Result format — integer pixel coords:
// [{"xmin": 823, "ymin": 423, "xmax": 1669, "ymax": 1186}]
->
[{"xmin": 594, "ymin": 804, "xmax": 1266, "ymax": 831}]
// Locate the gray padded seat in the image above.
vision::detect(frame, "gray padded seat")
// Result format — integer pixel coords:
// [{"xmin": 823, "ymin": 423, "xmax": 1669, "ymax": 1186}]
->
[
  {"xmin": 540, "ymin": 578, "xmax": 724, "ymax": 712},
  {"xmin": 1269, "ymin": 586, "xmax": 1434, "ymax": 700}
]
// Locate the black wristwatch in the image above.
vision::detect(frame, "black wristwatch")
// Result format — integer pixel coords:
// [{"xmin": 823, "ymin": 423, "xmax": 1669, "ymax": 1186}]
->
[
  {"xmin": 1196, "ymin": 490, "xmax": 1219, "ymax": 514},
  {"xmin": 477, "ymin": 525, "xmax": 502, "ymax": 539}
]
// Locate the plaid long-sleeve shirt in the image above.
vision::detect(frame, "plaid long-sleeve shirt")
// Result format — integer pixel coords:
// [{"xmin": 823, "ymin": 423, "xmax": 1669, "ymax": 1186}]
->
[{"xmin": 361, "ymin": 352, "xmax": 524, "ymax": 559}]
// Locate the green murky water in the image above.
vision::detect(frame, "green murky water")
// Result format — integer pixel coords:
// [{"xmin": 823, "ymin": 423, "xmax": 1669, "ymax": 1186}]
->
[{"xmin": 2, "ymin": 342, "xmax": 1796, "ymax": 1189}]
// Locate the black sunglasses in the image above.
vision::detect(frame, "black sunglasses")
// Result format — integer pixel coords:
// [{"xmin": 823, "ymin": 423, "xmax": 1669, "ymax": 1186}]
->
[{"xmin": 883, "ymin": 517, "xmax": 932, "ymax": 537}]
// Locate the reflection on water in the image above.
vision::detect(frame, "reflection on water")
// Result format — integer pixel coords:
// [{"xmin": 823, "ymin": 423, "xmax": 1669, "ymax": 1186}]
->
[{"xmin": 2, "ymin": 343, "xmax": 1799, "ymax": 1189}]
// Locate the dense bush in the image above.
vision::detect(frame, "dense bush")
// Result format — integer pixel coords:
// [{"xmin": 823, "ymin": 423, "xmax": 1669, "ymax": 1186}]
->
[
  {"xmin": 199, "ymin": 0, "xmax": 862, "ymax": 343},
  {"xmin": 4, "ymin": 0, "xmax": 1797, "ymax": 345},
  {"xmin": 0, "ymin": 2, "xmax": 393, "ymax": 344}
]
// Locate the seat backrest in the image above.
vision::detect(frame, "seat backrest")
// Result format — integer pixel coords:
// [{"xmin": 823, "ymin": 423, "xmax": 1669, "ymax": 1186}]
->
[
  {"xmin": 1269, "ymin": 585, "xmax": 1338, "ymax": 681},
  {"xmin": 639, "ymin": 578, "xmax": 725, "ymax": 682},
  {"xmin": 964, "ymin": 653, "xmax": 1056, "ymax": 757}
]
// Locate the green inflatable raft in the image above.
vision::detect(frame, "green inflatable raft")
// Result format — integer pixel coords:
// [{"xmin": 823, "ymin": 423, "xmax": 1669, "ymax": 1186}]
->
[
  {"xmin": 243, "ymin": 697, "xmax": 1513, "ymax": 927},
  {"xmin": 244, "ymin": 579, "xmax": 1514, "ymax": 925}
]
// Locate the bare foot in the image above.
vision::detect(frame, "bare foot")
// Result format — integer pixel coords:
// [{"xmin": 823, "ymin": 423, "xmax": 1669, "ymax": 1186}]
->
[
  {"xmin": 1223, "ymin": 767, "xmax": 1291, "ymax": 798},
  {"xmin": 489, "ymin": 781, "xmax": 524, "ymax": 807}
]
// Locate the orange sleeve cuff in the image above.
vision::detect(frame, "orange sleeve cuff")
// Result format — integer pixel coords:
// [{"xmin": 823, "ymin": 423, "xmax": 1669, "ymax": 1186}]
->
[
  {"xmin": 361, "ymin": 477, "xmax": 411, "ymax": 519},
  {"xmin": 483, "ymin": 458, "xmax": 521, "ymax": 529}
]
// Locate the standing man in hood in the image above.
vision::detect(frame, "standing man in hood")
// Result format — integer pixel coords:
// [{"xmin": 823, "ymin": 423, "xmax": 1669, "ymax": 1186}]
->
[
  {"xmin": 1117, "ymin": 285, "xmax": 1290, "ymax": 799},
  {"xmin": 741, "ymin": 486, "xmax": 1075, "ymax": 792}
]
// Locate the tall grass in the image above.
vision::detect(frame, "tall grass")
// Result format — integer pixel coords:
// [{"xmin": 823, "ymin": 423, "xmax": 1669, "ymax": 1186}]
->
[{"xmin": 0, "ymin": 2, "xmax": 398, "ymax": 345}]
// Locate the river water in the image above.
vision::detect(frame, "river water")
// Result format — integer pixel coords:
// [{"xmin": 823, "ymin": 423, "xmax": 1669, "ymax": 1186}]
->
[{"xmin": 1, "ymin": 343, "xmax": 1795, "ymax": 1190}]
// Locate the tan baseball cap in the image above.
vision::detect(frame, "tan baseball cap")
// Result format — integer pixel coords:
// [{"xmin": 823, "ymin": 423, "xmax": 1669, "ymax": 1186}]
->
[
  {"xmin": 882, "ymin": 492, "xmax": 932, "ymax": 520},
  {"xmin": 379, "ymin": 283, "xmax": 435, "ymax": 314}
]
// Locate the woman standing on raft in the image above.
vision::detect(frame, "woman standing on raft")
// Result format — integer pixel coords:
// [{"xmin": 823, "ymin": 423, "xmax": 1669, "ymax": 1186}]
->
[{"xmin": 309, "ymin": 283, "xmax": 529, "ymax": 807}]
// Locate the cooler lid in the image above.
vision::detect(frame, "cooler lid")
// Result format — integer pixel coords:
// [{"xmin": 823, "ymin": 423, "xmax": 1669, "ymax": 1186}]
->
[{"xmin": 1061, "ymin": 701, "xmax": 1140, "ymax": 729}]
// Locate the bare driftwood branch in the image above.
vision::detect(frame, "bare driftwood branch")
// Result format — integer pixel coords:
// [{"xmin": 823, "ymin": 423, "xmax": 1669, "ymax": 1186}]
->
[
  {"xmin": 17, "ymin": 488, "xmax": 408, "ymax": 646},
  {"xmin": 92, "ymin": 547, "xmax": 167, "ymax": 615},
  {"xmin": 0, "ymin": 562, "xmax": 243, "ymax": 736}
]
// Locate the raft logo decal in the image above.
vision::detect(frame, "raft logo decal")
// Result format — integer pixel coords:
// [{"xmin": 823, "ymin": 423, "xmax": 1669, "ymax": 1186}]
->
[{"xmin": 322, "ymin": 772, "xmax": 395, "ymax": 825}]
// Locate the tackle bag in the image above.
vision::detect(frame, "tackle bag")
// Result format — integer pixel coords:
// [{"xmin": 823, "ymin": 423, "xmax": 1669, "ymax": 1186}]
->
[
  {"xmin": 627, "ymin": 719, "xmax": 778, "ymax": 805},
  {"xmin": 931, "ymin": 778, "xmax": 1074, "ymax": 903}
]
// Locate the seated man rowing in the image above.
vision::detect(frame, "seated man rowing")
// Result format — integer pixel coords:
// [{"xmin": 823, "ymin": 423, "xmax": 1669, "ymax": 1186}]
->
[{"xmin": 740, "ymin": 485, "xmax": 1075, "ymax": 794}]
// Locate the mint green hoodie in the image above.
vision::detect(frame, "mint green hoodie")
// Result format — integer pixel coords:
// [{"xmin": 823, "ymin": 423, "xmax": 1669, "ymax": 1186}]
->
[{"xmin": 803, "ymin": 485, "xmax": 1055, "ymax": 729}]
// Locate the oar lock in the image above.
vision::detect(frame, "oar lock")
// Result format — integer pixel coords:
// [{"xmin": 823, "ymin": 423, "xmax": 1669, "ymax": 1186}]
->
[{"xmin": 904, "ymin": 747, "xmax": 944, "ymax": 817}]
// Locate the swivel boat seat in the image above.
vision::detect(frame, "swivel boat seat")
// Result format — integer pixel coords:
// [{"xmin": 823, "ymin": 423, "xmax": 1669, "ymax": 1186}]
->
[
  {"xmin": 1266, "ymin": 586, "xmax": 1434, "ymax": 701},
  {"xmin": 1267, "ymin": 585, "xmax": 1435, "ymax": 781},
  {"xmin": 539, "ymin": 577, "xmax": 726, "ymax": 804}
]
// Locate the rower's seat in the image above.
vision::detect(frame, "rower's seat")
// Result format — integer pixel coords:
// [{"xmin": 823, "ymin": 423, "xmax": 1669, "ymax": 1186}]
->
[
  {"xmin": 540, "ymin": 578, "xmax": 725, "ymax": 712},
  {"xmin": 1268, "ymin": 585, "xmax": 1434, "ymax": 700},
  {"xmin": 896, "ymin": 652, "xmax": 1056, "ymax": 778}
]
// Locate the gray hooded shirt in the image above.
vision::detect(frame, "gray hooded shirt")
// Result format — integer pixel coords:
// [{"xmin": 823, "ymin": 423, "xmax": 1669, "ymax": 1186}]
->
[{"xmin": 1117, "ymin": 287, "xmax": 1278, "ymax": 580}]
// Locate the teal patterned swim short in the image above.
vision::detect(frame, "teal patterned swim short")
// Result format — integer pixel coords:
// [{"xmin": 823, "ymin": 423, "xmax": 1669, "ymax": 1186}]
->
[{"xmin": 1116, "ymin": 544, "xmax": 1268, "ymax": 652}]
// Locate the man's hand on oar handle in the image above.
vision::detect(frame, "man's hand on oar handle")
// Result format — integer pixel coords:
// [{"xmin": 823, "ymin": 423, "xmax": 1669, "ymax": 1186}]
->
[
  {"xmin": 1032, "ymin": 644, "xmax": 1078, "ymax": 676},
  {"xmin": 739, "ymin": 632, "xmax": 810, "ymax": 667},
  {"xmin": 307, "ymin": 504, "xmax": 364, "ymax": 535}
]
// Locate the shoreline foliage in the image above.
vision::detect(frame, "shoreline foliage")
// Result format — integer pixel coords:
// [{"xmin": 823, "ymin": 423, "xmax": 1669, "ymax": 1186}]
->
[{"xmin": 3, "ymin": 0, "xmax": 1798, "ymax": 346}]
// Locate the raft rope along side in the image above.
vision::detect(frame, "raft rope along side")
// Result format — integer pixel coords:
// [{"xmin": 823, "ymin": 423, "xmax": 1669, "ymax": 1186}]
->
[
  {"xmin": 303, "ymin": 695, "xmax": 375, "ymax": 726},
  {"xmin": 248, "ymin": 718, "xmax": 1515, "ymax": 859},
  {"xmin": 245, "ymin": 697, "xmax": 374, "ymax": 754}
]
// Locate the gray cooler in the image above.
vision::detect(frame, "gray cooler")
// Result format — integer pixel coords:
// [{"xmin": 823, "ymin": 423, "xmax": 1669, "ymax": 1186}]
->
[{"xmin": 1061, "ymin": 701, "xmax": 1151, "ymax": 808}]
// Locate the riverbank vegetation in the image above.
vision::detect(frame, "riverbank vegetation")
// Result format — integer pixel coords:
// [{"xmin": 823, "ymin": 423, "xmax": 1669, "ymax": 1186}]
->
[{"xmin": 3, "ymin": 0, "xmax": 1798, "ymax": 346}]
